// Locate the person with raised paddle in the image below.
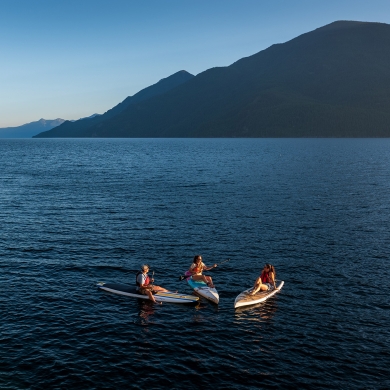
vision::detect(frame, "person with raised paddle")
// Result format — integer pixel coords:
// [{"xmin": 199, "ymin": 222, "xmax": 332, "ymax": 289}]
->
[
  {"xmin": 136, "ymin": 264, "xmax": 168, "ymax": 304},
  {"xmin": 249, "ymin": 264, "xmax": 277, "ymax": 295},
  {"xmin": 187, "ymin": 255, "xmax": 217, "ymax": 288}
]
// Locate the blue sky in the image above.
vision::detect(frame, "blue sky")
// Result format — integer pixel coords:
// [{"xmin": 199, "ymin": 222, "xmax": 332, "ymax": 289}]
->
[{"xmin": 1, "ymin": 0, "xmax": 390, "ymax": 127}]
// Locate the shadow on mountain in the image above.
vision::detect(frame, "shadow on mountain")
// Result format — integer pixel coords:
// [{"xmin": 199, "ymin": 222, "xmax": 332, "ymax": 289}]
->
[{"xmin": 35, "ymin": 21, "xmax": 390, "ymax": 138}]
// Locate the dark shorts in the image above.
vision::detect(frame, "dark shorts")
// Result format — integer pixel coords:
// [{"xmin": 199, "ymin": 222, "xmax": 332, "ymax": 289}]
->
[{"xmin": 139, "ymin": 286, "xmax": 154, "ymax": 295}]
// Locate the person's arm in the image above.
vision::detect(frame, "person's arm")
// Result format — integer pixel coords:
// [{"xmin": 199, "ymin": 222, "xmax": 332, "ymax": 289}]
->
[
  {"xmin": 137, "ymin": 274, "xmax": 145, "ymax": 287},
  {"xmin": 270, "ymin": 272, "xmax": 277, "ymax": 289},
  {"xmin": 204, "ymin": 263, "xmax": 217, "ymax": 271}
]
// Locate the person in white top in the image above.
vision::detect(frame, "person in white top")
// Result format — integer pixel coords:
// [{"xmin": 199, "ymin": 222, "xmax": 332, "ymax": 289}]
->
[
  {"xmin": 136, "ymin": 264, "xmax": 168, "ymax": 304},
  {"xmin": 188, "ymin": 255, "xmax": 217, "ymax": 288}
]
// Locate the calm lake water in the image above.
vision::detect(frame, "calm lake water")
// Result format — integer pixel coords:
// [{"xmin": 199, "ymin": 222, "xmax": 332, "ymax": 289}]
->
[{"xmin": 0, "ymin": 139, "xmax": 389, "ymax": 389}]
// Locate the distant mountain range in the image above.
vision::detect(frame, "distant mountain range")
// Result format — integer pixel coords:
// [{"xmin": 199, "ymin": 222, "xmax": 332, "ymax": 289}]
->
[
  {"xmin": 34, "ymin": 21, "xmax": 390, "ymax": 138},
  {"xmin": 0, "ymin": 114, "xmax": 102, "ymax": 138},
  {"xmin": 0, "ymin": 118, "xmax": 66, "ymax": 138}
]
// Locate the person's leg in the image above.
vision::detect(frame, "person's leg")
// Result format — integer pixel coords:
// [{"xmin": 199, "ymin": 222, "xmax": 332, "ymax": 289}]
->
[
  {"xmin": 193, "ymin": 274, "xmax": 214, "ymax": 287},
  {"xmin": 205, "ymin": 276, "xmax": 214, "ymax": 288},
  {"xmin": 251, "ymin": 281, "xmax": 268, "ymax": 295},
  {"xmin": 249, "ymin": 277, "xmax": 260, "ymax": 294},
  {"xmin": 250, "ymin": 284, "xmax": 260, "ymax": 295},
  {"xmin": 152, "ymin": 285, "xmax": 169, "ymax": 292},
  {"xmin": 192, "ymin": 275, "xmax": 206, "ymax": 283},
  {"xmin": 147, "ymin": 290, "xmax": 162, "ymax": 304},
  {"xmin": 146, "ymin": 289, "xmax": 155, "ymax": 302},
  {"xmin": 141, "ymin": 287, "xmax": 161, "ymax": 304}
]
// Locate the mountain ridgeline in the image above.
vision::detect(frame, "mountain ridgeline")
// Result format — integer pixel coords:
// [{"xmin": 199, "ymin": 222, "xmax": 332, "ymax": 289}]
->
[
  {"xmin": 0, "ymin": 118, "xmax": 65, "ymax": 138},
  {"xmin": 35, "ymin": 21, "xmax": 390, "ymax": 138},
  {"xmin": 35, "ymin": 71, "xmax": 194, "ymax": 138}
]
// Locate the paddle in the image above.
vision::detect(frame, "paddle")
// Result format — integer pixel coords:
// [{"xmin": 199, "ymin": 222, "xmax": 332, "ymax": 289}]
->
[{"xmin": 178, "ymin": 258, "xmax": 230, "ymax": 281}]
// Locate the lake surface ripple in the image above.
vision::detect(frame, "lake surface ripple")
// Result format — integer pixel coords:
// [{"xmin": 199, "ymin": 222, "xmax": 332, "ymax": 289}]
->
[{"xmin": 0, "ymin": 139, "xmax": 389, "ymax": 389}]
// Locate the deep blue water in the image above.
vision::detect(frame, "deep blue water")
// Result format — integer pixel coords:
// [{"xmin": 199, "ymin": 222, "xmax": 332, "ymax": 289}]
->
[{"xmin": 0, "ymin": 138, "xmax": 389, "ymax": 389}]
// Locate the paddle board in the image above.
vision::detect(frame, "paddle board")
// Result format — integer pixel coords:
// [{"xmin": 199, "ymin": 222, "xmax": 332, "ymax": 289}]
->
[
  {"xmin": 186, "ymin": 277, "xmax": 219, "ymax": 304},
  {"xmin": 234, "ymin": 281, "xmax": 284, "ymax": 308},
  {"xmin": 97, "ymin": 282, "xmax": 199, "ymax": 304}
]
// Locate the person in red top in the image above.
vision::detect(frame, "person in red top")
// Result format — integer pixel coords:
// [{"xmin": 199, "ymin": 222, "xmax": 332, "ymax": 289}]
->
[
  {"xmin": 136, "ymin": 264, "xmax": 168, "ymax": 304},
  {"xmin": 188, "ymin": 255, "xmax": 217, "ymax": 288},
  {"xmin": 249, "ymin": 264, "xmax": 277, "ymax": 295}
]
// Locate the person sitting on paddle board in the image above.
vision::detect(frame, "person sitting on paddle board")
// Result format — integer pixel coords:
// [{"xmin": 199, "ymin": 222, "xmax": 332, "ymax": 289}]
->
[
  {"xmin": 188, "ymin": 255, "xmax": 217, "ymax": 288},
  {"xmin": 249, "ymin": 264, "xmax": 277, "ymax": 295},
  {"xmin": 136, "ymin": 264, "xmax": 168, "ymax": 304}
]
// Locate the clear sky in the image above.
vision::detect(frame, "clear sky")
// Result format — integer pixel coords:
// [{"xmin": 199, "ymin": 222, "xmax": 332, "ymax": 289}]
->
[{"xmin": 1, "ymin": 0, "xmax": 390, "ymax": 127}]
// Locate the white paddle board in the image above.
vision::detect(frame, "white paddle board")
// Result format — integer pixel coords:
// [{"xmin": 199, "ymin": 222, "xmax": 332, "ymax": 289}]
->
[
  {"xmin": 97, "ymin": 282, "xmax": 199, "ymax": 304},
  {"xmin": 186, "ymin": 277, "xmax": 219, "ymax": 304},
  {"xmin": 234, "ymin": 281, "xmax": 284, "ymax": 308}
]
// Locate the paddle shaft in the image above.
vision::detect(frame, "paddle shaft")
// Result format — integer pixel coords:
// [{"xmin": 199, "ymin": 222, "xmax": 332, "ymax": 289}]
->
[{"xmin": 218, "ymin": 259, "xmax": 230, "ymax": 266}]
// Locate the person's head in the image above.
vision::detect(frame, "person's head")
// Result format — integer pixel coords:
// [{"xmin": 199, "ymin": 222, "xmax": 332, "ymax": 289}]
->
[
  {"xmin": 193, "ymin": 255, "xmax": 202, "ymax": 264},
  {"xmin": 141, "ymin": 264, "xmax": 150, "ymax": 273},
  {"xmin": 264, "ymin": 264, "xmax": 275, "ymax": 275}
]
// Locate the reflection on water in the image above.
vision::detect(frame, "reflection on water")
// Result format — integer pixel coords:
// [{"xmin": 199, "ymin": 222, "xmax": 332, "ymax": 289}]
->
[
  {"xmin": 192, "ymin": 301, "xmax": 203, "ymax": 312},
  {"xmin": 191, "ymin": 314, "xmax": 206, "ymax": 324},
  {"xmin": 136, "ymin": 299, "xmax": 207, "ymax": 326},
  {"xmin": 234, "ymin": 300, "xmax": 279, "ymax": 323},
  {"xmin": 136, "ymin": 300, "xmax": 156, "ymax": 326},
  {"xmin": 2, "ymin": 139, "xmax": 389, "ymax": 389}
]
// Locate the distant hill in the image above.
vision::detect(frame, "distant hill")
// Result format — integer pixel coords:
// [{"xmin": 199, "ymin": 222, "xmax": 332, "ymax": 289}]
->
[
  {"xmin": 35, "ymin": 70, "xmax": 194, "ymax": 138},
  {"xmin": 0, "ymin": 118, "xmax": 65, "ymax": 138},
  {"xmin": 35, "ymin": 21, "xmax": 390, "ymax": 138}
]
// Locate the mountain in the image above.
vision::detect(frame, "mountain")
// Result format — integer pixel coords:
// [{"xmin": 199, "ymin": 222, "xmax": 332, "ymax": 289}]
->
[
  {"xmin": 0, "ymin": 118, "xmax": 65, "ymax": 138},
  {"xmin": 35, "ymin": 70, "xmax": 194, "ymax": 138},
  {"xmin": 73, "ymin": 113, "xmax": 101, "ymax": 121},
  {"xmin": 35, "ymin": 21, "xmax": 390, "ymax": 138}
]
